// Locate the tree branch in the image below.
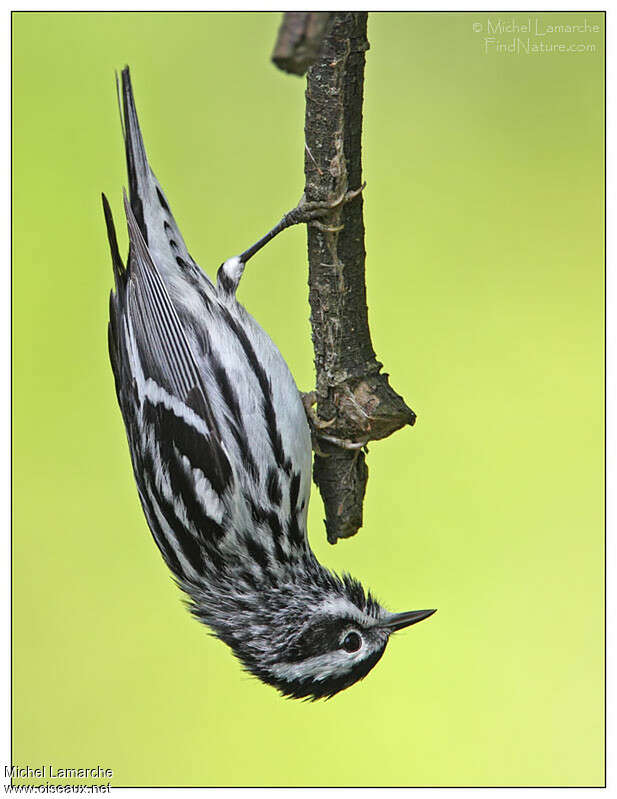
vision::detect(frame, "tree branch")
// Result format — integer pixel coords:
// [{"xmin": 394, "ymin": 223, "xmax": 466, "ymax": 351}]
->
[
  {"xmin": 274, "ymin": 12, "xmax": 416, "ymax": 543},
  {"xmin": 271, "ymin": 12, "xmax": 332, "ymax": 76}
]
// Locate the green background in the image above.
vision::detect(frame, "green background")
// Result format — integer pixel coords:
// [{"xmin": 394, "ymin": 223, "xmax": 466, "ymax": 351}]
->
[{"xmin": 12, "ymin": 11, "xmax": 604, "ymax": 787}]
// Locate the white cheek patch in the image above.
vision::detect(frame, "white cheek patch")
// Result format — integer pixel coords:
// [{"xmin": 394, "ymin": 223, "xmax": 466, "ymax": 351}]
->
[{"xmin": 269, "ymin": 650, "xmax": 361, "ymax": 683}]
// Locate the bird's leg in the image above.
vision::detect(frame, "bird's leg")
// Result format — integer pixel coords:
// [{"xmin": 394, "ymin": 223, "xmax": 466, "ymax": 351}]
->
[{"xmin": 238, "ymin": 184, "xmax": 366, "ymax": 264}]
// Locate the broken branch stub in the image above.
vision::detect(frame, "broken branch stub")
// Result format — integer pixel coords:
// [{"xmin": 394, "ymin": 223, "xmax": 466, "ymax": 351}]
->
[{"xmin": 271, "ymin": 12, "xmax": 332, "ymax": 76}]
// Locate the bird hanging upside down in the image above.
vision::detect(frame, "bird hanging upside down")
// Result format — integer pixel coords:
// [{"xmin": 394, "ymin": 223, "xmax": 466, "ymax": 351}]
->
[{"xmin": 103, "ymin": 67, "xmax": 435, "ymax": 700}]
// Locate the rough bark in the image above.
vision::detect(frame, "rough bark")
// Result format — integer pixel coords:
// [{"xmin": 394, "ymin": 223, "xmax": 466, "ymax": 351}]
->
[
  {"xmin": 271, "ymin": 12, "xmax": 332, "ymax": 76},
  {"xmin": 274, "ymin": 11, "xmax": 416, "ymax": 543}
]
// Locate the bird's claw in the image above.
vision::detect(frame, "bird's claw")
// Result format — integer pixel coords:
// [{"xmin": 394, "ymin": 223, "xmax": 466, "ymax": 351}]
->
[
  {"xmin": 301, "ymin": 393, "xmax": 368, "ymax": 453},
  {"xmin": 315, "ymin": 433, "xmax": 368, "ymax": 451},
  {"xmin": 309, "ymin": 220, "xmax": 344, "ymax": 233},
  {"xmin": 302, "ymin": 391, "xmax": 336, "ymax": 430}
]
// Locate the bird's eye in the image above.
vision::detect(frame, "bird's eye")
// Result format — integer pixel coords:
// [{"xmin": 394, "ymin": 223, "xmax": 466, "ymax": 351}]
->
[{"xmin": 342, "ymin": 631, "xmax": 362, "ymax": 653}]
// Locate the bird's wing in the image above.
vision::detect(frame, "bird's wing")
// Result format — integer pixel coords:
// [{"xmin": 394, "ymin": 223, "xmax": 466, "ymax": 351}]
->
[
  {"xmin": 106, "ymin": 193, "xmax": 236, "ymax": 579},
  {"xmin": 105, "ymin": 190, "xmax": 312, "ymax": 587}
]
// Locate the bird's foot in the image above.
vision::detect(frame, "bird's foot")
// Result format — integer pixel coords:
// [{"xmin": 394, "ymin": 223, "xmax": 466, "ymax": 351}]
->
[
  {"xmin": 283, "ymin": 183, "xmax": 366, "ymax": 229},
  {"xmin": 238, "ymin": 185, "xmax": 366, "ymax": 263},
  {"xmin": 302, "ymin": 391, "xmax": 336, "ymax": 430},
  {"xmin": 301, "ymin": 392, "xmax": 368, "ymax": 454}
]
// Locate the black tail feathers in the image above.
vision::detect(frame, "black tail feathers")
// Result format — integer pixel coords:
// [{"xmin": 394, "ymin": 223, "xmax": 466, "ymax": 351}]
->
[
  {"xmin": 120, "ymin": 67, "xmax": 148, "ymax": 242},
  {"xmin": 101, "ymin": 192, "xmax": 125, "ymax": 288}
]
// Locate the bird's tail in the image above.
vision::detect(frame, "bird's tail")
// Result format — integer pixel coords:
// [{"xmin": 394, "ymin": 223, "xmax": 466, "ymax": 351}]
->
[
  {"xmin": 118, "ymin": 67, "xmax": 194, "ymax": 272},
  {"xmin": 120, "ymin": 66, "xmax": 150, "ymax": 242}
]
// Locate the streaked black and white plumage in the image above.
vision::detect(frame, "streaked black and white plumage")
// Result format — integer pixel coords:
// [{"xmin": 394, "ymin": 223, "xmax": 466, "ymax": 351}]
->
[{"xmin": 103, "ymin": 67, "xmax": 435, "ymax": 700}]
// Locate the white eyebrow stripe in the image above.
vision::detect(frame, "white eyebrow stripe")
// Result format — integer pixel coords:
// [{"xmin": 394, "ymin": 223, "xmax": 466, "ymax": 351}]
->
[{"xmin": 317, "ymin": 596, "xmax": 370, "ymax": 625}]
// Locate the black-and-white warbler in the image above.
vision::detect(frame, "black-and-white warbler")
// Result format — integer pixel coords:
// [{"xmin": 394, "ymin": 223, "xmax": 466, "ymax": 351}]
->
[{"xmin": 103, "ymin": 67, "xmax": 435, "ymax": 701}]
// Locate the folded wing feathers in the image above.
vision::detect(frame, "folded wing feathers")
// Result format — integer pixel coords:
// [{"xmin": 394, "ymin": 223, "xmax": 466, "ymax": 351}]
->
[{"xmin": 104, "ymin": 68, "xmax": 313, "ymax": 585}]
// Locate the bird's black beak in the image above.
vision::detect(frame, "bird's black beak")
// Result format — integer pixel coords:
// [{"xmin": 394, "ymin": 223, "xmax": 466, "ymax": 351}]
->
[{"xmin": 383, "ymin": 608, "xmax": 437, "ymax": 632}]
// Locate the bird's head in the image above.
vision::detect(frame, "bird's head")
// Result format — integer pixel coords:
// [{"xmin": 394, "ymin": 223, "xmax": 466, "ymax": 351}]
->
[{"xmin": 207, "ymin": 570, "xmax": 436, "ymax": 701}]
